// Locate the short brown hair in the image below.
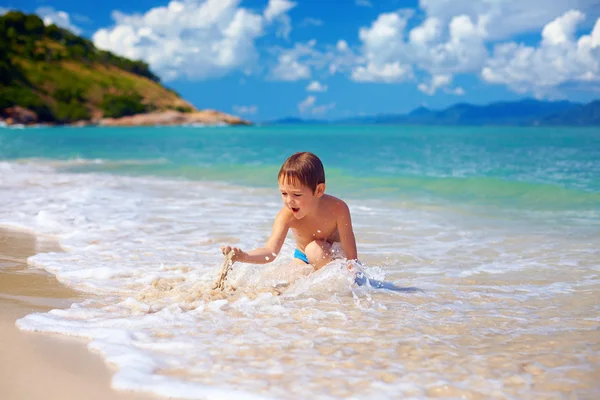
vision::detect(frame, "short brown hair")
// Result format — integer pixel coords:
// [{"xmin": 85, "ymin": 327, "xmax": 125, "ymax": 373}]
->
[{"xmin": 278, "ymin": 152, "xmax": 325, "ymax": 193}]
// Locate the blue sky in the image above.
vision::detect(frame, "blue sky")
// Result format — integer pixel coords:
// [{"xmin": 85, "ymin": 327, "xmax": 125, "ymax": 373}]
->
[{"xmin": 3, "ymin": 0, "xmax": 600, "ymax": 121}]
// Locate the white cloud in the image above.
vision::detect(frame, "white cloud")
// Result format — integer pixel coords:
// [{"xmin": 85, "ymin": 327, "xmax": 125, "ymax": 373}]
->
[
  {"xmin": 413, "ymin": 15, "xmax": 488, "ymax": 76},
  {"xmin": 336, "ymin": 40, "xmax": 349, "ymax": 51},
  {"xmin": 306, "ymin": 81, "xmax": 328, "ymax": 92},
  {"xmin": 233, "ymin": 105, "xmax": 258, "ymax": 114},
  {"xmin": 36, "ymin": 7, "xmax": 83, "ymax": 35},
  {"xmin": 418, "ymin": 0, "xmax": 599, "ymax": 40},
  {"xmin": 264, "ymin": 0, "xmax": 296, "ymax": 21},
  {"xmin": 275, "ymin": 16, "xmax": 292, "ymax": 39},
  {"xmin": 356, "ymin": 0, "xmax": 372, "ymax": 7},
  {"xmin": 271, "ymin": 50, "xmax": 312, "ymax": 81},
  {"xmin": 270, "ymin": 38, "xmax": 358, "ymax": 80},
  {"xmin": 264, "ymin": 0, "xmax": 296, "ymax": 39},
  {"xmin": 260, "ymin": 1, "xmax": 600, "ymax": 98},
  {"xmin": 359, "ymin": 12, "xmax": 411, "ymax": 62},
  {"xmin": 409, "ymin": 17, "xmax": 442, "ymax": 45},
  {"xmin": 353, "ymin": 10, "xmax": 487, "ymax": 83},
  {"xmin": 418, "ymin": 75, "xmax": 466, "ymax": 95},
  {"xmin": 352, "ymin": 62, "xmax": 412, "ymax": 82},
  {"xmin": 418, "ymin": 74, "xmax": 451, "ymax": 94},
  {"xmin": 300, "ymin": 17, "xmax": 323, "ymax": 27},
  {"xmin": 327, "ymin": 41, "xmax": 361, "ymax": 75},
  {"xmin": 298, "ymin": 95, "xmax": 316, "ymax": 112},
  {"xmin": 311, "ymin": 102, "xmax": 336, "ymax": 115},
  {"xmin": 341, "ymin": 2, "xmax": 600, "ymax": 96},
  {"xmin": 351, "ymin": 11, "xmax": 414, "ymax": 83},
  {"xmin": 93, "ymin": 0, "xmax": 295, "ymax": 81},
  {"xmin": 482, "ymin": 12, "xmax": 600, "ymax": 96},
  {"xmin": 541, "ymin": 9, "xmax": 585, "ymax": 46},
  {"xmin": 92, "ymin": 0, "xmax": 599, "ymax": 97},
  {"xmin": 0, "ymin": 7, "xmax": 10, "ymax": 16},
  {"xmin": 270, "ymin": 40, "xmax": 320, "ymax": 81},
  {"xmin": 450, "ymin": 86, "xmax": 465, "ymax": 95},
  {"xmin": 297, "ymin": 95, "xmax": 334, "ymax": 115}
]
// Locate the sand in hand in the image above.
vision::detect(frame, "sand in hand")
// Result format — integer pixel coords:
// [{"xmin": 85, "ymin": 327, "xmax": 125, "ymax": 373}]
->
[{"xmin": 212, "ymin": 249, "xmax": 235, "ymax": 291}]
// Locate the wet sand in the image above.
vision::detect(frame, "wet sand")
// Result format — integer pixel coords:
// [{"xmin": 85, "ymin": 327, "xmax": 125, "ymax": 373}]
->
[{"xmin": 0, "ymin": 227, "xmax": 153, "ymax": 400}]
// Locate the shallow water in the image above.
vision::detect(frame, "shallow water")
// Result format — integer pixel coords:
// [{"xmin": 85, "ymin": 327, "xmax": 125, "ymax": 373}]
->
[{"xmin": 1, "ymin": 125, "xmax": 599, "ymax": 399}]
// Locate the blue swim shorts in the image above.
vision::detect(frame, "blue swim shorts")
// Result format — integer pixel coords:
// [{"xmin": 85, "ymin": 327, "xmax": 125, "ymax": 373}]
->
[{"xmin": 293, "ymin": 248, "xmax": 309, "ymax": 264}]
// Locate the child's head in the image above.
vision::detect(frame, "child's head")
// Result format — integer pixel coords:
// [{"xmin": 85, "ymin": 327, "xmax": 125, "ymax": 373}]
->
[
  {"xmin": 278, "ymin": 152, "xmax": 325, "ymax": 193},
  {"xmin": 278, "ymin": 152, "xmax": 326, "ymax": 219}
]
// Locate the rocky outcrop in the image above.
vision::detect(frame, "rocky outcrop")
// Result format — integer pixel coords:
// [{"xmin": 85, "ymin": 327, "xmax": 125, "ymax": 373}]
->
[
  {"xmin": 99, "ymin": 110, "xmax": 251, "ymax": 127},
  {"xmin": 2, "ymin": 106, "xmax": 38, "ymax": 125},
  {"xmin": 0, "ymin": 107, "xmax": 251, "ymax": 127}
]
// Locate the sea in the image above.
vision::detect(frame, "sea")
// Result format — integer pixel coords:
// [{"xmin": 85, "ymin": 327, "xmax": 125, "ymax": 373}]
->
[{"xmin": 1, "ymin": 124, "xmax": 599, "ymax": 399}]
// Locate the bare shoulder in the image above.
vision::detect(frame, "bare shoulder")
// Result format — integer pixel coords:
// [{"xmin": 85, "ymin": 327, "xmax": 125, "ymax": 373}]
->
[
  {"xmin": 322, "ymin": 194, "xmax": 350, "ymax": 215},
  {"xmin": 275, "ymin": 205, "xmax": 295, "ymax": 225}
]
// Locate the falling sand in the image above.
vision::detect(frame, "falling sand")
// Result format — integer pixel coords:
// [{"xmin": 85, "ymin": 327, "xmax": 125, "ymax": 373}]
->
[{"xmin": 213, "ymin": 249, "xmax": 235, "ymax": 291}]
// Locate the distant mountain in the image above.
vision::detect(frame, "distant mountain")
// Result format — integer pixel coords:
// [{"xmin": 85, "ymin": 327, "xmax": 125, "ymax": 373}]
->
[
  {"xmin": 407, "ymin": 106, "xmax": 431, "ymax": 117},
  {"xmin": 268, "ymin": 99, "xmax": 600, "ymax": 126},
  {"xmin": 541, "ymin": 100, "xmax": 600, "ymax": 126},
  {"xmin": 266, "ymin": 117, "xmax": 327, "ymax": 125},
  {"xmin": 338, "ymin": 99, "xmax": 583, "ymax": 126}
]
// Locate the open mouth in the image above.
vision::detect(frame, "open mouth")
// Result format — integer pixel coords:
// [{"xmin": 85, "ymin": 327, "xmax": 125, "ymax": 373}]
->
[{"xmin": 291, "ymin": 207, "xmax": 300, "ymax": 213}]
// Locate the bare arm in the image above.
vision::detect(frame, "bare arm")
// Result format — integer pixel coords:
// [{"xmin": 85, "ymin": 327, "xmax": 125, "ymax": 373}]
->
[
  {"xmin": 336, "ymin": 201, "xmax": 358, "ymax": 261},
  {"xmin": 221, "ymin": 208, "xmax": 290, "ymax": 264}
]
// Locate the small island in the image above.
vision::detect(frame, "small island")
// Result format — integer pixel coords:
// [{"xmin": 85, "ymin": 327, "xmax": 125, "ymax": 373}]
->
[{"xmin": 0, "ymin": 11, "xmax": 250, "ymax": 127}]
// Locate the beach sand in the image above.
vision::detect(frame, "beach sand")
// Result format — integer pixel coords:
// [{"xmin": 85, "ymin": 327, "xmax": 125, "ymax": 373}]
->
[{"xmin": 0, "ymin": 227, "xmax": 153, "ymax": 400}]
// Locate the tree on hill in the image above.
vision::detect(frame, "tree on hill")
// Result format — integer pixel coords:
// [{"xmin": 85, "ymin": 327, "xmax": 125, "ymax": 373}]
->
[
  {"xmin": 100, "ymin": 93, "xmax": 149, "ymax": 118},
  {"xmin": 0, "ymin": 11, "xmax": 160, "ymax": 83},
  {"xmin": 0, "ymin": 11, "xmax": 168, "ymax": 122}
]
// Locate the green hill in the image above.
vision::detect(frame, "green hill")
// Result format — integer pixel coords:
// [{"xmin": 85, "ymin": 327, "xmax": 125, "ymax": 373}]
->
[{"xmin": 0, "ymin": 11, "xmax": 194, "ymax": 124}]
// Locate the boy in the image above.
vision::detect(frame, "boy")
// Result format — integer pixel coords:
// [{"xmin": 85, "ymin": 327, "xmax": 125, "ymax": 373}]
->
[{"xmin": 221, "ymin": 151, "xmax": 358, "ymax": 270}]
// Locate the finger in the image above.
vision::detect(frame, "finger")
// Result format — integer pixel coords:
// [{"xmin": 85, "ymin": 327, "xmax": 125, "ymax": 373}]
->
[{"xmin": 230, "ymin": 248, "xmax": 242, "ymax": 260}]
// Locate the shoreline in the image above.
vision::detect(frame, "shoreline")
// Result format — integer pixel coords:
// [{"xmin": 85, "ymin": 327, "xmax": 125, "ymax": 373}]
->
[
  {"xmin": 0, "ymin": 227, "xmax": 155, "ymax": 400},
  {"xmin": 1, "ymin": 109, "xmax": 252, "ymax": 128}
]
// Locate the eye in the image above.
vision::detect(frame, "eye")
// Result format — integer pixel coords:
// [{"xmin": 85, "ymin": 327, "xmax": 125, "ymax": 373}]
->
[
  {"xmin": 281, "ymin": 192, "xmax": 287, "ymax": 196},
  {"xmin": 293, "ymin": 193, "xmax": 302, "ymax": 197}
]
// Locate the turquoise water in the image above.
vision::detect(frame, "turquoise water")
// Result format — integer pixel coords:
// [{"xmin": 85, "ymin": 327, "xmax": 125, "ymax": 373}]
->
[
  {"xmin": 2, "ymin": 125, "xmax": 600, "ymax": 399},
  {"xmin": 1, "ymin": 125, "xmax": 599, "ymax": 214}
]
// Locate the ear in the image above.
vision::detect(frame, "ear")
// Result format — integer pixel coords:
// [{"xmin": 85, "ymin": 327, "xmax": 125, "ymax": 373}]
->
[{"xmin": 315, "ymin": 183, "xmax": 325, "ymax": 197}]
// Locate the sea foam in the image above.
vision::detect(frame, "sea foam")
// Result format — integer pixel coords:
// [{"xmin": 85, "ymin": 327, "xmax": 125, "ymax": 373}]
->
[{"xmin": 2, "ymin": 160, "xmax": 599, "ymax": 399}]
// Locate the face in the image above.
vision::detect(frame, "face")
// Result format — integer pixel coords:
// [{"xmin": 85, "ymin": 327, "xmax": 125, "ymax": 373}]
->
[{"xmin": 278, "ymin": 180, "xmax": 325, "ymax": 219}]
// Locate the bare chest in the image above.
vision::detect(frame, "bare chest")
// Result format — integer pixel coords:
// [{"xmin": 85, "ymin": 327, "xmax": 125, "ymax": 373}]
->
[{"xmin": 290, "ymin": 216, "xmax": 339, "ymax": 249}]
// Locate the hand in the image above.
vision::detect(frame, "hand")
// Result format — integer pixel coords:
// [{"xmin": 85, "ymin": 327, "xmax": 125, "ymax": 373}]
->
[
  {"xmin": 220, "ymin": 246, "xmax": 246, "ymax": 262},
  {"xmin": 346, "ymin": 259, "xmax": 362, "ymax": 272}
]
